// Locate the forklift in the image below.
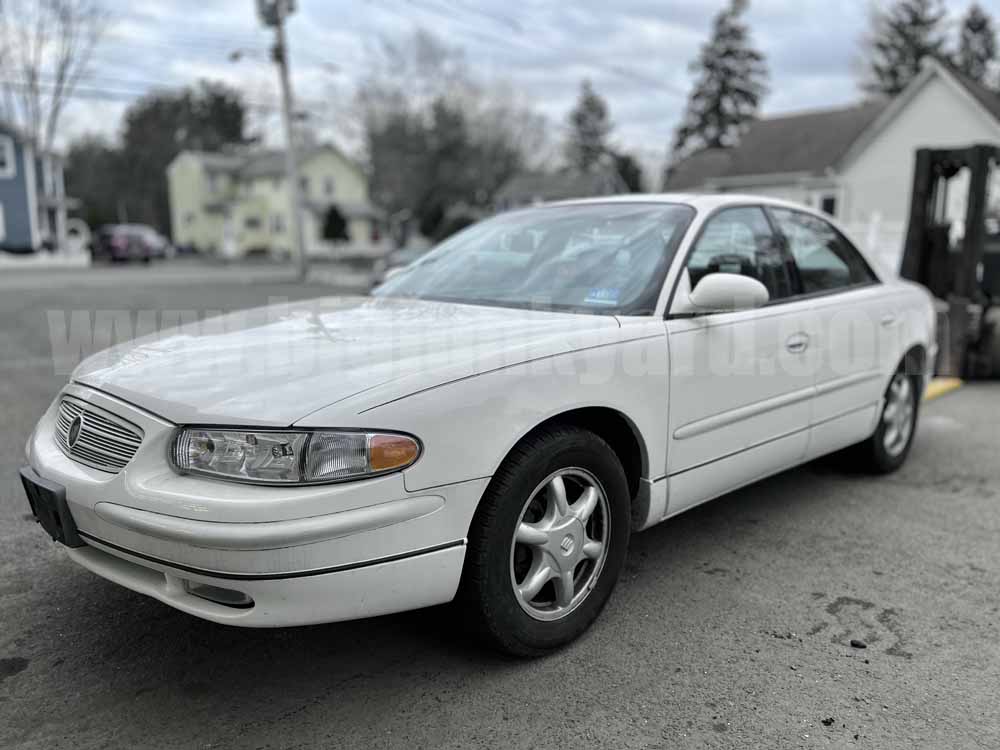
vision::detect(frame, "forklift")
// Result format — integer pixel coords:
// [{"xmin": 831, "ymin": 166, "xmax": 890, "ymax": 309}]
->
[{"xmin": 900, "ymin": 144, "xmax": 1000, "ymax": 377}]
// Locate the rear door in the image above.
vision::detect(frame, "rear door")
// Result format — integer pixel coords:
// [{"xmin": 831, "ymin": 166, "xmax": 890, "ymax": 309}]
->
[
  {"xmin": 665, "ymin": 205, "xmax": 817, "ymax": 515},
  {"xmin": 766, "ymin": 207, "xmax": 896, "ymax": 458}
]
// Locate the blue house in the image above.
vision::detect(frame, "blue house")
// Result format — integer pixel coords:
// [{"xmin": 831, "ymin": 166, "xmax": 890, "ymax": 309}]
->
[{"xmin": 0, "ymin": 121, "xmax": 71, "ymax": 253}]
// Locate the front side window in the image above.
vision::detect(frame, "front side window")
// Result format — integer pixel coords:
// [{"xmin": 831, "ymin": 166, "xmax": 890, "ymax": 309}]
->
[
  {"xmin": 375, "ymin": 203, "xmax": 695, "ymax": 315},
  {"xmin": 769, "ymin": 207, "xmax": 877, "ymax": 294},
  {"xmin": 685, "ymin": 206, "xmax": 795, "ymax": 301}
]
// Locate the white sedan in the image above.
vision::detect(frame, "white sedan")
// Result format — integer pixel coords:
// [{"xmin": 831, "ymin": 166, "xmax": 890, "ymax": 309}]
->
[{"xmin": 21, "ymin": 195, "xmax": 936, "ymax": 656}]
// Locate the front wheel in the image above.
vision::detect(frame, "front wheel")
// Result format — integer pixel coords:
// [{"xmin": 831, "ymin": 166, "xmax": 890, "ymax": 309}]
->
[{"xmin": 459, "ymin": 425, "xmax": 630, "ymax": 657}]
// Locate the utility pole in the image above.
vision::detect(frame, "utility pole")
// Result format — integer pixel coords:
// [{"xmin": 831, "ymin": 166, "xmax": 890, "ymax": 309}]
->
[{"xmin": 257, "ymin": 0, "xmax": 307, "ymax": 280}]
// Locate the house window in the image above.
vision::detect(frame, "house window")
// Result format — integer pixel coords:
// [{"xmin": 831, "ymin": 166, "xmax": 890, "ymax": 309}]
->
[
  {"xmin": 245, "ymin": 216, "xmax": 262, "ymax": 230},
  {"xmin": 270, "ymin": 214, "xmax": 285, "ymax": 234},
  {"xmin": 0, "ymin": 135, "xmax": 16, "ymax": 179},
  {"xmin": 184, "ymin": 212, "xmax": 195, "ymax": 226},
  {"xmin": 323, "ymin": 176, "xmax": 335, "ymax": 197},
  {"xmin": 820, "ymin": 194, "xmax": 837, "ymax": 217},
  {"xmin": 299, "ymin": 176, "xmax": 309, "ymax": 195},
  {"xmin": 207, "ymin": 173, "xmax": 218, "ymax": 194}
]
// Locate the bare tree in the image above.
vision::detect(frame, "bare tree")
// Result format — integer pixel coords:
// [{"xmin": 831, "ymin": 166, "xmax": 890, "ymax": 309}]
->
[
  {"xmin": 353, "ymin": 28, "xmax": 550, "ymax": 231},
  {"xmin": 0, "ymin": 0, "xmax": 105, "ymax": 151}
]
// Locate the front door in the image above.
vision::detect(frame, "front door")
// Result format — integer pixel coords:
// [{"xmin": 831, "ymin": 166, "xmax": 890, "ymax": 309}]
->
[{"xmin": 665, "ymin": 206, "xmax": 817, "ymax": 515}]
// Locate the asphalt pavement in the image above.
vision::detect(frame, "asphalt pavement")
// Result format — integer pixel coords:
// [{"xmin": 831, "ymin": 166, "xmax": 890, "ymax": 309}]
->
[{"xmin": 1, "ymin": 262, "xmax": 998, "ymax": 749}]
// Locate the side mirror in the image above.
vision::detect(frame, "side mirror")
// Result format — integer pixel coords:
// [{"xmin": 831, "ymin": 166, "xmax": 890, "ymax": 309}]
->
[{"xmin": 688, "ymin": 272, "xmax": 769, "ymax": 313}]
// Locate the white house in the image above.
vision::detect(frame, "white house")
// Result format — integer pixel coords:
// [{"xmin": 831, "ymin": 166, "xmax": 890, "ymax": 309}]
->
[
  {"xmin": 167, "ymin": 145, "xmax": 386, "ymax": 260},
  {"xmin": 665, "ymin": 59, "xmax": 1000, "ymax": 272}
]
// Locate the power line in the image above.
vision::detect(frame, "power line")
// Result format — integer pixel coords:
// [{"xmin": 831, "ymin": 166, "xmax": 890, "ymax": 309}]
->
[
  {"xmin": 114, "ymin": 10, "xmax": 269, "ymax": 46},
  {"xmin": 104, "ymin": 30, "xmax": 266, "ymax": 57},
  {"xmin": 386, "ymin": 0, "xmax": 684, "ymax": 95},
  {"xmin": 0, "ymin": 79, "xmax": 327, "ymax": 114}
]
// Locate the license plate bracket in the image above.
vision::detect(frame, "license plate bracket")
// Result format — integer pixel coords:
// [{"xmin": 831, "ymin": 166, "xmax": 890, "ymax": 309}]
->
[{"xmin": 20, "ymin": 467, "xmax": 84, "ymax": 548}]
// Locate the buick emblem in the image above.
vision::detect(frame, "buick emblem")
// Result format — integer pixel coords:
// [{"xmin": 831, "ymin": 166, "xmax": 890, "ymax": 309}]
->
[
  {"xmin": 67, "ymin": 415, "xmax": 83, "ymax": 449},
  {"xmin": 559, "ymin": 535, "xmax": 575, "ymax": 555}
]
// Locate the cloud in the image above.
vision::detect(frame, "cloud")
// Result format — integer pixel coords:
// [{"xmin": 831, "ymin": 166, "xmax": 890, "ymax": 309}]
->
[{"xmin": 61, "ymin": 0, "xmax": 993, "ymax": 182}]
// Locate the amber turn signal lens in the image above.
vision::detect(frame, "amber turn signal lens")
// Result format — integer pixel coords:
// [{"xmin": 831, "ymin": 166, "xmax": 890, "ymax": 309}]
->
[{"xmin": 369, "ymin": 434, "xmax": 420, "ymax": 472}]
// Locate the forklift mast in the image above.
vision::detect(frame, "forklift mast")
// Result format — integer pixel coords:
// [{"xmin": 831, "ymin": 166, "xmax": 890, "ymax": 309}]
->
[{"xmin": 899, "ymin": 144, "xmax": 1000, "ymax": 377}]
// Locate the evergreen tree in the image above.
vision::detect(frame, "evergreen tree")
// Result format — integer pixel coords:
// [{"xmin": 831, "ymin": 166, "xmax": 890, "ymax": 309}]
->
[
  {"xmin": 956, "ymin": 3, "xmax": 997, "ymax": 85},
  {"xmin": 612, "ymin": 152, "xmax": 644, "ymax": 192},
  {"xmin": 565, "ymin": 80, "xmax": 611, "ymax": 171},
  {"xmin": 65, "ymin": 136, "xmax": 123, "ymax": 229},
  {"xmin": 864, "ymin": 0, "xmax": 948, "ymax": 96},
  {"xmin": 671, "ymin": 0, "xmax": 767, "ymax": 162}
]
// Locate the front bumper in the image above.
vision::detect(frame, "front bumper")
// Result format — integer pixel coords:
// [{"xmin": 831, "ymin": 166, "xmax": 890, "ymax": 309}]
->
[
  {"xmin": 25, "ymin": 384, "xmax": 489, "ymax": 626},
  {"xmin": 67, "ymin": 537, "xmax": 465, "ymax": 627}
]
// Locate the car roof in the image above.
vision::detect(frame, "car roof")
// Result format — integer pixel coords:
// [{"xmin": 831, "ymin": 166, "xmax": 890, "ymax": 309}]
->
[{"xmin": 548, "ymin": 192, "xmax": 825, "ymax": 214}]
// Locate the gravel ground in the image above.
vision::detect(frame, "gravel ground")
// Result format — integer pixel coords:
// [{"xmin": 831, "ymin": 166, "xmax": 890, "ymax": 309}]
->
[{"xmin": 1, "ymin": 263, "xmax": 998, "ymax": 749}]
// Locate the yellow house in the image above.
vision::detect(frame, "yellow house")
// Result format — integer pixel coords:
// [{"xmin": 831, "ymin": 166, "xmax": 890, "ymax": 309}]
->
[{"xmin": 167, "ymin": 145, "xmax": 385, "ymax": 259}]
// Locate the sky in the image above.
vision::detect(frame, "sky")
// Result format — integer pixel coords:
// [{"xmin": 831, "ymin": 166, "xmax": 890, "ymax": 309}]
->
[{"xmin": 63, "ymin": 0, "xmax": 1000, "ymax": 180}]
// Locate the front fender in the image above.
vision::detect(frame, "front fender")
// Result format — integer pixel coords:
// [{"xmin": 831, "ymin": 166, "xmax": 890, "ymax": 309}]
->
[{"xmin": 297, "ymin": 326, "xmax": 670, "ymax": 494}]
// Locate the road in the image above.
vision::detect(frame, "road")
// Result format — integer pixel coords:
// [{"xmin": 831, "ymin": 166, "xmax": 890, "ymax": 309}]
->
[{"xmin": 1, "ymin": 263, "xmax": 999, "ymax": 749}]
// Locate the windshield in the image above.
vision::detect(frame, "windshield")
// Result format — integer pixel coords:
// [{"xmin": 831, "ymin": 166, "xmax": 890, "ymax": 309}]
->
[{"xmin": 373, "ymin": 203, "xmax": 695, "ymax": 315}]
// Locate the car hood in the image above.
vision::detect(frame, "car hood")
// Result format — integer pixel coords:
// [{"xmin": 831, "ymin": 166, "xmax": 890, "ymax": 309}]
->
[{"xmin": 72, "ymin": 296, "xmax": 623, "ymax": 425}]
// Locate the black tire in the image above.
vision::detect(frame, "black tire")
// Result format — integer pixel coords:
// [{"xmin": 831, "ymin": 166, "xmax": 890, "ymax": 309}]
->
[
  {"xmin": 459, "ymin": 425, "xmax": 630, "ymax": 657},
  {"xmin": 851, "ymin": 365, "xmax": 920, "ymax": 474}
]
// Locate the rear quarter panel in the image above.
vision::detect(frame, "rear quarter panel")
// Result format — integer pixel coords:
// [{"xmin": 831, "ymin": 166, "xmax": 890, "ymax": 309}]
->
[{"xmin": 878, "ymin": 280, "xmax": 936, "ymax": 379}]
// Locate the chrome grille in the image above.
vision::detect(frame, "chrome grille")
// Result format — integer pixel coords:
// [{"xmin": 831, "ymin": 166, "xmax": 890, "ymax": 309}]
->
[{"xmin": 54, "ymin": 397, "xmax": 144, "ymax": 473}]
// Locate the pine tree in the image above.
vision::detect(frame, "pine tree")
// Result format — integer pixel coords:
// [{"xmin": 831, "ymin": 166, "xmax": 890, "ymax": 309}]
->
[
  {"xmin": 864, "ymin": 0, "xmax": 948, "ymax": 96},
  {"xmin": 956, "ymin": 3, "xmax": 997, "ymax": 85},
  {"xmin": 670, "ymin": 0, "xmax": 768, "ymax": 162},
  {"xmin": 612, "ymin": 152, "xmax": 644, "ymax": 192},
  {"xmin": 565, "ymin": 80, "xmax": 611, "ymax": 172}
]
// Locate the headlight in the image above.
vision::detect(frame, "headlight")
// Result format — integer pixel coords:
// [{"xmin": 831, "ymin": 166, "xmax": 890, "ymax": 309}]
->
[{"xmin": 170, "ymin": 428, "xmax": 420, "ymax": 485}]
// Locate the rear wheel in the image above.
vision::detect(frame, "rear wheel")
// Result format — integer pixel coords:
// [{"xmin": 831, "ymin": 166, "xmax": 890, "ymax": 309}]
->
[
  {"xmin": 459, "ymin": 425, "xmax": 630, "ymax": 657},
  {"xmin": 852, "ymin": 366, "xmax": 919, "ymax": 473}
]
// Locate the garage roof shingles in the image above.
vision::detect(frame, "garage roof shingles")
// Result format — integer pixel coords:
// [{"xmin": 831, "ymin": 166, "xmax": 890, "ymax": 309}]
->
[{"xmin": 666, "ymin": 100, "xmax": 888, "ymax": 189}]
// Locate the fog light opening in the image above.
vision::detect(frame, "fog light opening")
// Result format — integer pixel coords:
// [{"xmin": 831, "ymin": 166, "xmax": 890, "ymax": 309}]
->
[{"xmin": 184, "ymin": 581, "xmax": 254, "ymax": 609}]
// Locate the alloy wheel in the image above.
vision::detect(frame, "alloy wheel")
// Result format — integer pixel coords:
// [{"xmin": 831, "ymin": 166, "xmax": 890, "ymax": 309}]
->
[
  {"xmin": 509, "ymin": 468, "xmax": 610, "ymax": 622},
  {"xmin": 882, "ymin": 372, "xmax": 915, "ymax": 457}
]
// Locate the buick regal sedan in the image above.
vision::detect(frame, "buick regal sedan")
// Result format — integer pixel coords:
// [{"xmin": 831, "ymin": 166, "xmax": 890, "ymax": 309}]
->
[{"xmin": 21, "ymin": 195, "xmax": 936, "ymax": 656}]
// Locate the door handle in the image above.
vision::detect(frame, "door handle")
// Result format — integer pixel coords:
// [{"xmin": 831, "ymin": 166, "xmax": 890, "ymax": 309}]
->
[
  {"xmin": 786, "ymin": 333, "xmax": 810, "ymax": 354},
  {"xmin": 880, "ymin": 313, "xmax": 899, "ymax": 327}
]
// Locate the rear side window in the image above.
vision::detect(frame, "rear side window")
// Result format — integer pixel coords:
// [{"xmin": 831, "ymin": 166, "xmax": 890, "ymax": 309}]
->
[
  {"xmin": 768, "ymin": 208, "xmax": 878, "ymax": 294},
  {"xmin": 686, "ymin": 206, "xmax": 795, "ymax": 301}
]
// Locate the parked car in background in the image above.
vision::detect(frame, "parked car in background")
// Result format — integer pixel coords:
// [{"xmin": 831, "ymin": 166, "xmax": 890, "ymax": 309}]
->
[
  {"xmin": 138, "ymin": 226, "xmax": 174, "ymax": 260},
  {"xmin": 91, "ymin": 224, "xmax": 168, "ymax": 263},
  {"xmin": 22, "ymin": 195, "xmax": 935, "ymax": 656}
]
